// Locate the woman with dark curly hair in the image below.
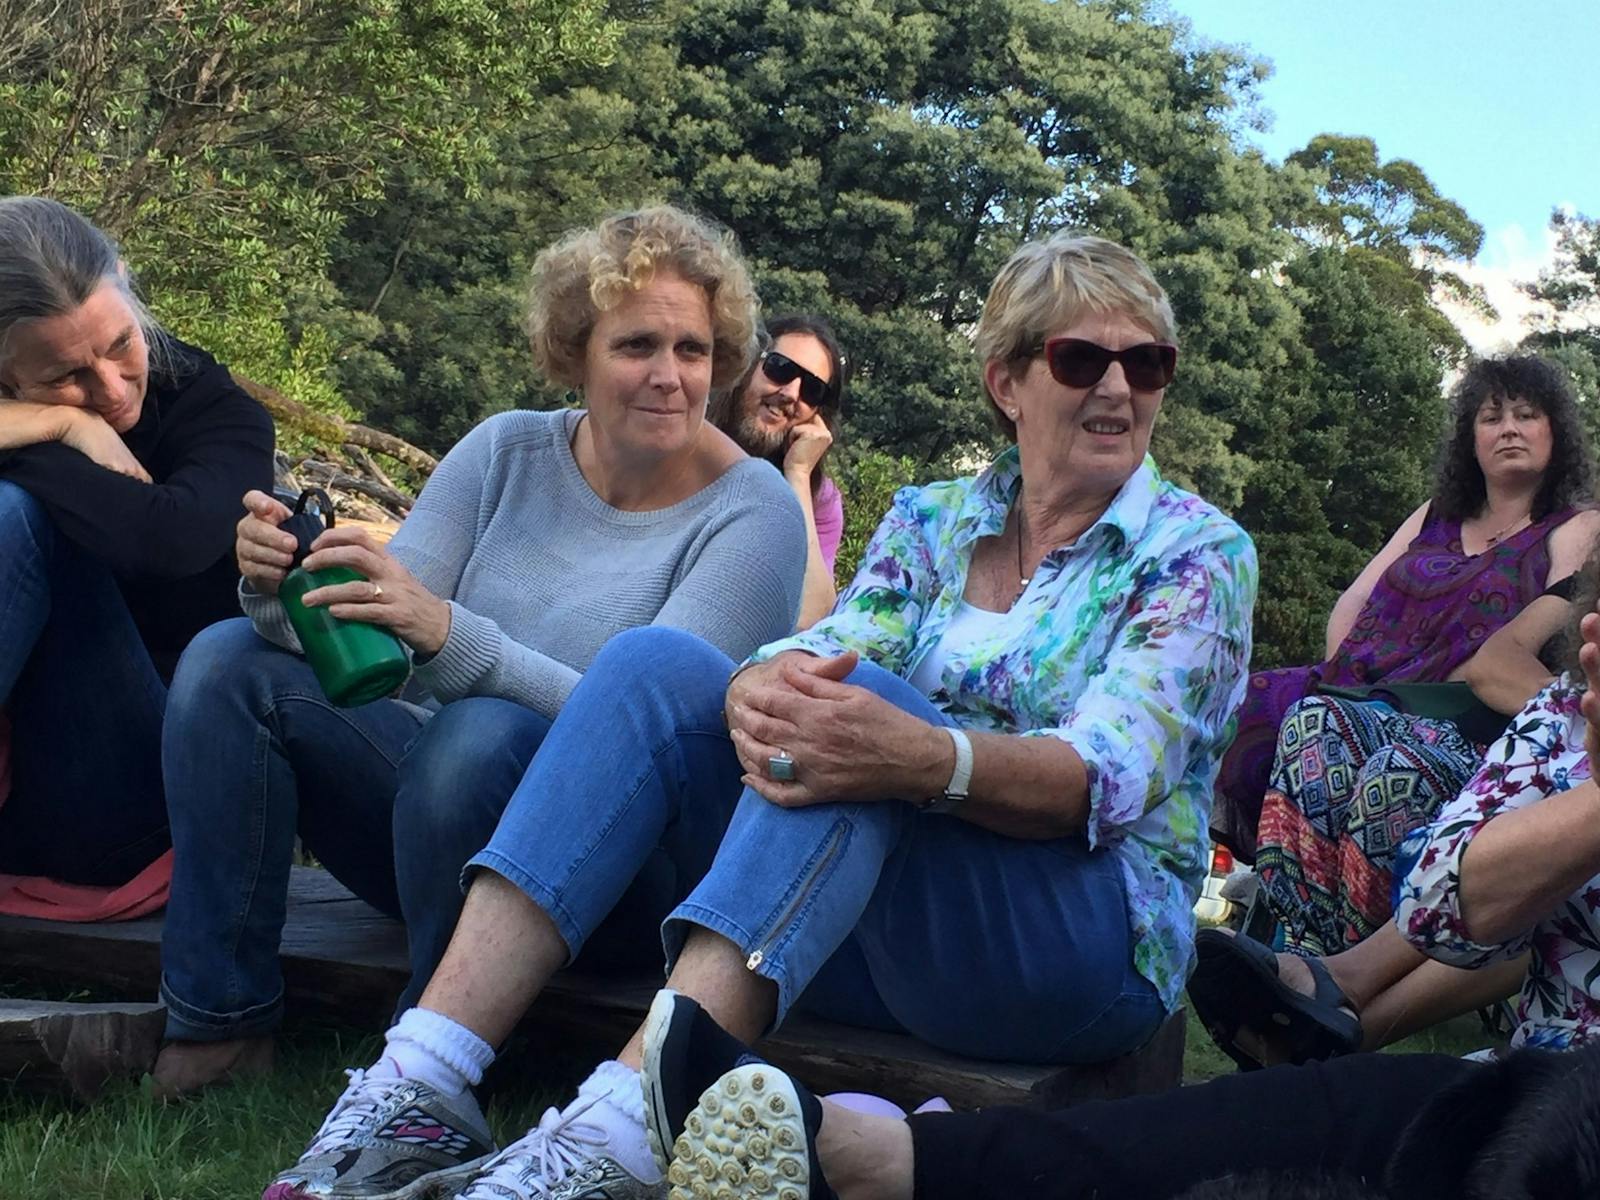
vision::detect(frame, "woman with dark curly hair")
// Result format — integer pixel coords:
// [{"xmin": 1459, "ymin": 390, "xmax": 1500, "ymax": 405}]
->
[{"xmin": 1210, "ymin": 356, "xmax": 1598, "ymax": 965}]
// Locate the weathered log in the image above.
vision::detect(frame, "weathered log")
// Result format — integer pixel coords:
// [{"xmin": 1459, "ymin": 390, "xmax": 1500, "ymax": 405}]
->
[
  {"xmin": 0, "ymin": 871, "xmax": 1186, "ymax": 1110},
  {"xmin": 0, "ymin": 1000, "xmax": 165, "ymax": 1101},
  {"xmin": 234, "ymin": 374, "xmax": 438, "ymax": 476}
]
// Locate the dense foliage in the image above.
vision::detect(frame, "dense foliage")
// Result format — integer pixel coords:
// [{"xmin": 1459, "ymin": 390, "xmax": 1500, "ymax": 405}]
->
[{"xmin": 3, "ymin": 0, "xmax": 1550, "ymax": 666}]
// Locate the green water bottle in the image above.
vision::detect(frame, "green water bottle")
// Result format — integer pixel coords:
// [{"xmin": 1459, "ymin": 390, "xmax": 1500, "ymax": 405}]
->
[{"xmin": 278, "ymin": 488, "xmax": 411, "ymax": 707}]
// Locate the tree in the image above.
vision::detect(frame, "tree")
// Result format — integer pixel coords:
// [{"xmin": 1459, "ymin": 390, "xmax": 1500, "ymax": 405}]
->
[
  {"xmin": 314, "ymin": 0, "xmax": 1476, "ymax": 664},
  {"xmin": 1521, "ymin": 210, "xmax": 1600, "ymax": 448},
  {"xmin": 1286, "ymin": 133, "xmax": 1489, "ymax": 361},
  {"xmin": 0, "ymin": 0, "xmax": 620, "ymax": 415}
]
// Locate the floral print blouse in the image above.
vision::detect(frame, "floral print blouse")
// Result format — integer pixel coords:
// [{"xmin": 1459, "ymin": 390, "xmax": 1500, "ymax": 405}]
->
[
  {"xmin": 751, "ymin": 445, "xmax": 1258, "ymax": 1010},
  {"xmin": 1395, "ymin": 676, "xmax": 1599, "ymax": 1050}
]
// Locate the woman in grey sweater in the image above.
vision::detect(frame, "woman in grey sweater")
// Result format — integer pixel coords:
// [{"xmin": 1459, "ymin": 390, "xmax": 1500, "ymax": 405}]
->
[{"xmin": 153, "ymin": 205, "xmax": 806, "ymax": 1094}]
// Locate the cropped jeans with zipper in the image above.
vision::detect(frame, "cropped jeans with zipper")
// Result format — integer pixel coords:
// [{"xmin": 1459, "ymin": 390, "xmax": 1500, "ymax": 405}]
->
[{"xmin": 468, "ymin": 625, "xmax": 1164, "ymax": 1064}]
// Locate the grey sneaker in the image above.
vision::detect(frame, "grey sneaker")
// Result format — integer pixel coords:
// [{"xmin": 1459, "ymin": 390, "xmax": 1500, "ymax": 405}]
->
[
  {"xmin": 262, "ymin": 1068, "xmax": 496, "ymax": 1200},
  {"xmin": 458, "ymin": 1094, "xmax": 663, "ymax": 1200}
]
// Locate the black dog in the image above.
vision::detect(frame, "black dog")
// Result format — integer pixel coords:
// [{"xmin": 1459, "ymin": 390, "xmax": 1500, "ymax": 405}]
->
[{"xmin": 1387, "ymin": 1041, "xmax": 1600, "ymax": 1199}]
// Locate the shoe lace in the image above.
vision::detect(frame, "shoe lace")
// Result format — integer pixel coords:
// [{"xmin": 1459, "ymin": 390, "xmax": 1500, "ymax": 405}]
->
[
  {"xmin": 303, "ymin": 1068, "xmax": 409, "ymax": 1157},
  {"xmin": 460, "ymin": 1094, "xmax": 610, "ymax": 1200}
]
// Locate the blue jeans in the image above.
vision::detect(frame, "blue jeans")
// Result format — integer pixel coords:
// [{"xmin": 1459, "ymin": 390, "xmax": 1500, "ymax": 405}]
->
[
  {"xmin": 471, "ymin": 626, "xmax": 1164, "ymax": 1065},
  {"xmin": 159, "ymin": 618, "xmax": 554, "ymax": 1041},
  {"xmin": 0, "ymin": 480, "xmax": 169, "ymax": 884}
]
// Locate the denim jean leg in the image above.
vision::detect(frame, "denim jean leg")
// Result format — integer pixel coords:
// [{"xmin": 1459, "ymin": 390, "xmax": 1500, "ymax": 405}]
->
[
  {"xmin": 665, "ymin": 659, "xmax": 941, "ymax": 1025},
  {"xmin": 392, "ymin": 697, "xmax": 554, "ymax": 1009},
  {"xmin": 465, "ymin": 626, "xmax": 746, "ymax": 962},
  {"xmin": 669, "ymin": 658, "xmax": 1165, "ymax": 1060},
  {"xmin": 0, "ymin": 481, "xmax": 170, "ymax": 883},
  {"xmin": 160, "ymin": 618, "xmax": 428, "ymax": 1042},
  {"xmin": 834, "ymin": 822, "xmax": 1164, "ymax": 1063},
  {"xmin": 0, "ymin": 480, "xmax": 55, "ymax": 698}
]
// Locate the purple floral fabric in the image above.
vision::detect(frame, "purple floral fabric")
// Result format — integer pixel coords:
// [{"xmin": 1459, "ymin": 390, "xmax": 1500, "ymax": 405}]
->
[{"xmin": 1395, "ymin": 676, "xmax": 1600, "ymax": 1050}]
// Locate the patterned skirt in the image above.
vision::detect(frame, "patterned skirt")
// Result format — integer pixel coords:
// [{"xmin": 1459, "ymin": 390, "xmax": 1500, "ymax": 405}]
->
[{"xmin": 1255, "ymin": 695, "xmax": 1481, "ymax": 957}]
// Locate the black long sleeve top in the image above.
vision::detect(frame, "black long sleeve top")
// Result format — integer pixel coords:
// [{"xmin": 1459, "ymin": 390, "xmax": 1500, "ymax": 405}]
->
[{"xmin": 0, "ymin": 338, "xmax": 275, "ymax": 680}]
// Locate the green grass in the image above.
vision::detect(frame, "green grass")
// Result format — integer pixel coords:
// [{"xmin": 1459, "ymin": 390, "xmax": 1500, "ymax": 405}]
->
[
  {"xmin": 0, "ymin": 1020, "xmax": 582, "ymax": 1200},
  {"xmin": 0, "ymin": 976, "xmax": 1505, "ymax": 1199}
]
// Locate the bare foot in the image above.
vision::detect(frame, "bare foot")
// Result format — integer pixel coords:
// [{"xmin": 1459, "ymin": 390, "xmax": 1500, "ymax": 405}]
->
[
  {"xmin": 150, "ymin": 1036, "xmax": 273, "ymax": 1100},
  {"xmin": 1228, "ymin": 948, "xmax": 1357, "ymax": 1068},
  {"xmin": 816, "ymin": 1099, "xmax": 915, "ymax": 1200}
]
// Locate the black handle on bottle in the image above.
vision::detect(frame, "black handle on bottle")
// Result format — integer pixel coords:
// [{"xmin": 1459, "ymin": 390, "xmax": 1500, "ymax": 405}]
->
[{"xmin": 285, "ymin": 487, "xmax": 337, "ymax": 569}]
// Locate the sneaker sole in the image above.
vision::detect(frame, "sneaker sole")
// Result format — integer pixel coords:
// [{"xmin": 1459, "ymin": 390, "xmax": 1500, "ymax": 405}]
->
[
  {"xmin": 262, "ymin": 1152, "xmax": 494, "ymax": 1200},
  {"xmin": 666, "ymin": 1064, "xmax": 810, "ymax": 1200},
  {"xmin": 640, "ymin": 989, "xmax": 679, "ymax": 1180}
]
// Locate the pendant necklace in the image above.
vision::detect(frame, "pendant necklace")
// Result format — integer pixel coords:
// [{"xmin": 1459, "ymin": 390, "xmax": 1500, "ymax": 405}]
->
[
  {"xmin": 1484, "ymin": 513, "xmax": 1530, "ymax": 549},
  {"xmin": 1015, "ymin": 507, "xmax": 1031, "ymax": 601}
]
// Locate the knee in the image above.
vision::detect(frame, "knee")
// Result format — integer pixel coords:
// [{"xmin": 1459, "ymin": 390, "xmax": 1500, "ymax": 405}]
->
[
  {"xmin": 167, "ymin": 618, "xmax": 304, "ymax": 726},
  {"xmin": 394, "ymin": 699, "xmax": 547, "ymax": 847},
  {"xmin": 586, "ymin": 626, "xmax": 734, "ymax": 711},
  {"xmin": 0, "ymin": 480, "xmax": 52, "ymax": 556}
]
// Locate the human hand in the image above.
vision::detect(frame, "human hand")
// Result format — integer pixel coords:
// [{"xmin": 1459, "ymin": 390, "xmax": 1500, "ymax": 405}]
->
[
  {"xmin": 782, "ymin": 412, "xmax": 833, "ymax": 479},
  {"xmin": 727, "ymin": 652, "xmax": 950, "ymax": 807},
  {"xmin": 1579, "ymin": 610, "xmax": 1600, "ymax": 766},
  {"xmin": 236, "ymin": 490, "xmax": 297, "ymax": 597},
  {"xmin": 299, "ymin": 526, "xmax": 452, "ymax": 656},
  {"xmin": 57, "ymin": 408, "xmax": 151, "ymax": 482}
]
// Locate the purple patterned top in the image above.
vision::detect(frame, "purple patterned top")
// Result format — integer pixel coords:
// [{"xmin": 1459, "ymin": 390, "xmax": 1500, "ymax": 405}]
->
[
  {"xmin": 1214, "ymin": 505, "xmax": 1574, "ymax": 857},
  {"xmin": 1324, "ymin": 507, "xmax": 1569, "ymax": 688}
]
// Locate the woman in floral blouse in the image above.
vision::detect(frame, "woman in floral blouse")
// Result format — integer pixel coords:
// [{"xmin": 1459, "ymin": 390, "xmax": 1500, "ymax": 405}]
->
[
  {"xmin": 1394, "ymin": 554, "xmax": 1600, "ymax": 1051},
  {"xmin": 266, "ymin": 232, "xmax": 1258, "ymax": 1200}
]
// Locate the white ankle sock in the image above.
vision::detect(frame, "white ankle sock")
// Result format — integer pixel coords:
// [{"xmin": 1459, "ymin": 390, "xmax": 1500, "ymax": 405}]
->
[
  {"xmin": 571, "ymin": 1060, "xmax": 659, "ymax": 1182},
  {"xmin": 371, "ymin": 1007, "xmax": 496, "ymax": 1096}
]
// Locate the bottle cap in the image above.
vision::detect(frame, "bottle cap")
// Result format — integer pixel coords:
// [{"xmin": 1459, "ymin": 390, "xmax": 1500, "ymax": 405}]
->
[{"xmin": 283, "ymin": 488, "xmax": 336, "ymax": 569}]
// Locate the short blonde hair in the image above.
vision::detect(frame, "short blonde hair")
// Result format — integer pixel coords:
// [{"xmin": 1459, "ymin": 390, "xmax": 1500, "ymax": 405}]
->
[
  {"xmin": 526, "ymin": 205, "xmax": 760, "ymax": 391},
  {"xmin": 974, "ymin": 233, "xmax": 1177, "ymax": 440}
]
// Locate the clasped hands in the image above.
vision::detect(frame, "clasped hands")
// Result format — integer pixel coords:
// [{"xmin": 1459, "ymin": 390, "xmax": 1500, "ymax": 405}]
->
[
  {"xmin": 725, "ymin": 651, "xmax": 948, "ymax": 808},
  {"xmin": 235, "ymin": 489, "xmax": 452, "ymax": 657}
]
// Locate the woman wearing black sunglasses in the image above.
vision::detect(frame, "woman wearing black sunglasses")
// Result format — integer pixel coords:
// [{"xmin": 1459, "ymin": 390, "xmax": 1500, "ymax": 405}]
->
[{"xmin": 713, "ymin": 313, "xmax": 847, "ymax": 627}]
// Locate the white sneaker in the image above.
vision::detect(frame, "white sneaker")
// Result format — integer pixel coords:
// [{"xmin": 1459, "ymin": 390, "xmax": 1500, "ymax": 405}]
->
[
  {"xmin": 262, "ymin": 1067, "xmax": 495, "ymax": 1199},
  {"xmin": 457, "ymin": 1093, "xmax": 664, "ymax": 1200}
]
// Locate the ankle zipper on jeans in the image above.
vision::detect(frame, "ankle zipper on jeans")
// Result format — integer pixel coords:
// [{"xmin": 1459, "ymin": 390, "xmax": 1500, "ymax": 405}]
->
[{"xmin": 746, "ymin": 822, "xmax": 847, "ymax": 972}]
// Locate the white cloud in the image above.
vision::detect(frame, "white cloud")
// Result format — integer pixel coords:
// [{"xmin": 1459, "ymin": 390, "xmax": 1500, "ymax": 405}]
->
[{"xmin": 1436, "ymin": 213, "xmax": 1572, "ymax": 354}]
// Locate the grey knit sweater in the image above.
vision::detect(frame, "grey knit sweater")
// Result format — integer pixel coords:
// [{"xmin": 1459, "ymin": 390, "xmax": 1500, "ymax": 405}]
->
[{"xmin": 244, "ymin": 409, "xmax": 806, "ymax": 716}]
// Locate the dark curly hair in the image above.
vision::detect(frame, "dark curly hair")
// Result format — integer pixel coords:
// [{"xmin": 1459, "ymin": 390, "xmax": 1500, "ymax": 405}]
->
[{"xmin": 1432, "ymin": 355, "xmax": 1595, "ymax": 523}]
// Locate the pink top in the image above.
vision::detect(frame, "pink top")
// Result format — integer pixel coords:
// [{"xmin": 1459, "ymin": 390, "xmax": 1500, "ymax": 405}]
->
[{"xmin": 815, "ymin": 476, "xmax": 844, "ymax": 574}]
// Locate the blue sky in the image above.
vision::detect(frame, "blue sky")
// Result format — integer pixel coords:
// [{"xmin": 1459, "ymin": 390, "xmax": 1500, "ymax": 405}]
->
[{"xmin": 1162, "ymin": 0, "xmax": 1599, "ymax": 274}]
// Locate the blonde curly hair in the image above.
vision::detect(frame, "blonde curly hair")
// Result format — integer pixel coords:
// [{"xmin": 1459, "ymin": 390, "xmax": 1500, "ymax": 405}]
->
[{"xmin": 526, "ymin": 205, "xmax": 760, "ymax": 392}]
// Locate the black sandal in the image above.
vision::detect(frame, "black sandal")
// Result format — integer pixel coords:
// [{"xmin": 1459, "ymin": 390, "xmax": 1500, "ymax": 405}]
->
[{"xmin": 1187, "ymin": 928, "xmax": 1364, "ymax": 1071}]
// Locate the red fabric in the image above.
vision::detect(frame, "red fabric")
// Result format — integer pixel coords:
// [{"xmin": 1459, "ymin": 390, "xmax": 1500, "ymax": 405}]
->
[
  {"xmin": 0, "ymin": 848, "xmax": 172, "ymax": 922},
  {"xmin": 0, "ymin": 720, "xmax": 171, "ymax": 920}
]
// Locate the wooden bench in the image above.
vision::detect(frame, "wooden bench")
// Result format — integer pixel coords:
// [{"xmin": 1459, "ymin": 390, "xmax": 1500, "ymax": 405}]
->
[{"xmin": 0, "ymin": 867, "xmax": 1184, "ymax": 1109}]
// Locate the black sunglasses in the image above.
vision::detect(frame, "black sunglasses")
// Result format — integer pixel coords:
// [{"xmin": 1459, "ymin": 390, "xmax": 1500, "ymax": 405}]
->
[
  {"xmin": 760, "ymin": 350, "xmax": 835, "ymax": 408},
  {"xmin": 1042, "ymin": 337, "xmax": 1177, "ymax": 391}
]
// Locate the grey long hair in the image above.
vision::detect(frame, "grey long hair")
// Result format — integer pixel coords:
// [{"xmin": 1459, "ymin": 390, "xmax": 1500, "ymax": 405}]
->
[{"xmin": 0, "ymin": 196, "xmax": 167, "ymax": 387}]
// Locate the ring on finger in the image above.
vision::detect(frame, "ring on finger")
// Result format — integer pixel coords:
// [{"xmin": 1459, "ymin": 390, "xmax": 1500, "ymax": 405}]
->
[
  {"xmin": 370, "ymin": 581, "xmax": 384, "ymax": 600},
  {"xmin": 767, "ymin": 750, "xmax": 797, "ymax": 782}
]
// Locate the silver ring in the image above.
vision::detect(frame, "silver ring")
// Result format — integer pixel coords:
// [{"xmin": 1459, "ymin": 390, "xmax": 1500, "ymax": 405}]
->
[
  {"xmin": 370, "ymin": 582, "xmax": 384, "ymax": 599},
  {"xmin": 767, "ymin": 751, "xmax": 796, "ymax": 782}
]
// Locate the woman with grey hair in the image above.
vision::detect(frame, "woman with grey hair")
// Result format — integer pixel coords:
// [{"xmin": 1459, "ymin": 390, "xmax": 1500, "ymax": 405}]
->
[
  {"xmin": 263, "ymin": 232, "xmax": 1257, "ymax": 1200},
  {"xmin": 0, "ymin": 195, "xmax": 273, "ymax": 899}
]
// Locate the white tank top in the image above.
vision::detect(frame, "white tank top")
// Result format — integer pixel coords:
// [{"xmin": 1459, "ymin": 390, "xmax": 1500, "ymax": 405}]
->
[{"xmin": 907, "ymin": 599, "xmax": 1014, "ymax": 698}]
